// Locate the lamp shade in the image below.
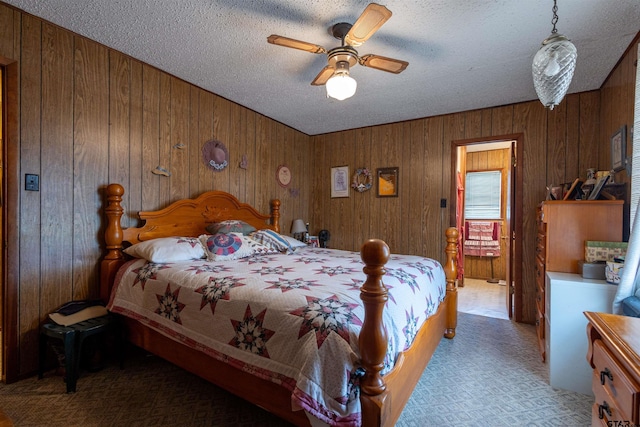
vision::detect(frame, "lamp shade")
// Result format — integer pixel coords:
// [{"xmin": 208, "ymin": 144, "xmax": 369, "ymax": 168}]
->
[
  {"xmin": 326, "ymin": 73, "xmax": 357, "ymax": 101},
  {"xmin": 532, "ymin": 33, "xmax": 577, "ymax": 110},
  {"xmin": 291, "ymin": 219, "xmax": 307, "ymax": 234}
]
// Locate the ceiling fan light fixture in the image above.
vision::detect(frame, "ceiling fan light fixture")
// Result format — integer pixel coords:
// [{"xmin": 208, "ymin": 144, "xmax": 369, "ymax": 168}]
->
[
  {"xmin": 532, "ymin": 0, "xmax": 577, "ymax": 110},
  {"xmin": 326, "ymin": 61, "xmax": 357, "ymax": 101}
]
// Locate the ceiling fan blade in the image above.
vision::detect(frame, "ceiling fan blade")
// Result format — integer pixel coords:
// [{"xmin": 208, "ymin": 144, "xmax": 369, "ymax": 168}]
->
[
  {"xmin": 344, "ymin": 3, "xmax": 392, "ymax": 47},
  {"xmin": 267, "ymin": 35, "xmax": 326, "ymax": 54},
  {"xmin": 311, "ymin": 66, "xmax": 335, "ymax": 86},
  {"xmin": 360, "ymin": 54, "xmax": 408, "ymax": 74}
]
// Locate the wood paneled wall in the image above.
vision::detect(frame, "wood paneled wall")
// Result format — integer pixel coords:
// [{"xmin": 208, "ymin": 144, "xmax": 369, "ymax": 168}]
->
[
  {"xmin": 0, "ymin": 3, "xmax": 310, "ymax": 377},
  {"xmin": 600, "ymin": 36, "xmax": 638, "ymax": 190}
]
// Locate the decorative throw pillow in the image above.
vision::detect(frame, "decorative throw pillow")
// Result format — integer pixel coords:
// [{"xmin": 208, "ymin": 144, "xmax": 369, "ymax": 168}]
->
[
  {"xmin": 123, "ymin": 237, "xmax": 205, "ymax": 263},
  {"xmin": 250, "ymin": 229, "xmax": 294, "ymax": 253},
  {"xmin": 205, "ymin": 220, "xmax": 257, "ymax": 236},
  {"xmin": 239, "ymin": 234, "xmax": 279, "ymax": 255},
  {"xmin": 199, "ymin": 233, "xmax": 255, "ymax": 261}
]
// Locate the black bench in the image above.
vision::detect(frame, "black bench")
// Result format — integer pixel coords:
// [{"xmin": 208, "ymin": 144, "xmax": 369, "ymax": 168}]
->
[{"xmin": 38, "ymin": 314, "xmax": 117, "ymax": 392}]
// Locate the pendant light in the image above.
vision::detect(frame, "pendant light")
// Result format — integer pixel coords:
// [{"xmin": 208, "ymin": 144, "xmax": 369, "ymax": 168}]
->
[{"xmin": 532, "ymin": 0, "xmax": 577, "ymax": 110}]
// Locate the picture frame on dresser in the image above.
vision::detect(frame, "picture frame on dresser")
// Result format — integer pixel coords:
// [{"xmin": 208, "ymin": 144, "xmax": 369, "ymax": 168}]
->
[{"xmin": 587, "ymin": 175, "xmax": 610, "ymax": 200}]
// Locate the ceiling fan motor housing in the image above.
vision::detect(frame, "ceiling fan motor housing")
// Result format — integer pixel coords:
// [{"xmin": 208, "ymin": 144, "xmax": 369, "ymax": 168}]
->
[
  {"xmin": 328, "ymin": 46, "xmax": 358, "ymax": 71},
  {"xmin": 330, "ymin": 22, "xmax": 353, "ymax": 40}
]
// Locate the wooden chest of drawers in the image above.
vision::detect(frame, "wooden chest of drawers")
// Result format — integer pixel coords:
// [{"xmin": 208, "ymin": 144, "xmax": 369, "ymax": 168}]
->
[
  {"xmin": 535, "ymin": 205, "xmax": 546, "ymax": 362},
  {"xmin": 585, "ymin": 312, "xmax": 640, "ymax": 426},
  {"xmin": 535, "ymin": 200, "xmax": 623, "ymax": 363}
]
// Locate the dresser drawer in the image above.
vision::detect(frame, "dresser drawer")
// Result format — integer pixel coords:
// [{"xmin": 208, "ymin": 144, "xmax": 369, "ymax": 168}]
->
[
  {"xmin": 536, "ymin": 308, "xmax": 545, "ymax": 362},
  {"xmin": 593, "ymin": 371, "xmax": 627, "ymax": 423},
  {"xmin": 592, "ymin": 339, "xmax": 640, "ymax": 422},
  {"xmin": 536, "ymin": 232, "xmax": 546, "ymax": 260},
  {"xmin": 536, "ymin": 307, "xmax": 545, "ymax": 340},
  {"xmin": 536, "ymin": 290, "xmax": 544, "ymax": 317},
  {"xmin": 535, "ymin": 256, "xmax": 545, "ymax": 290},
  {"xmin": 591, "ymin": 400, "xmax": 617, "ymax": 426}
]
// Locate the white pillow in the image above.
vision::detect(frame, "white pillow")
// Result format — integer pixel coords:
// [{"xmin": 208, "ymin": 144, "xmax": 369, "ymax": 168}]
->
[
  {"xmin": 280, "ymin": 234, "xmax": 308, "ymax": 249},
  {"xmin": 124, "ymin": 237, "xmax": 205, "ymax": 263}
]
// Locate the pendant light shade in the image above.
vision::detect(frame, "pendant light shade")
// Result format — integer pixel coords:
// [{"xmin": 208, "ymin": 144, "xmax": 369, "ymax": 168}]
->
[
  {"xmin": 532, "ymin": 1, "xmax": 577, "ymax": 110},
  {"xmin": 532, "ymin": 34, "xmax": 577, "ymax": 110}
]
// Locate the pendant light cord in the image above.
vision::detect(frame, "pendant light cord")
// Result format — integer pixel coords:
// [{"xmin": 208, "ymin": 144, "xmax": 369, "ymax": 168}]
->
[{"xmin": 551, "ymin": 0, "xmax": 559, "ymax": 34}]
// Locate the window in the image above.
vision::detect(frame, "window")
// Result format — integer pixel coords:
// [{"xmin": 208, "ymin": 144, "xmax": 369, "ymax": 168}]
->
[{"xmin": 465, "ymin": 170, "xmax": 501, "ymax": 219}]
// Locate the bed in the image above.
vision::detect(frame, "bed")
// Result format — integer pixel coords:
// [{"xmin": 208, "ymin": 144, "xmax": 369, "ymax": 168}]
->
[{"xmin": 100, "ymin": 183, "xmax": 458, "ymax": 427}]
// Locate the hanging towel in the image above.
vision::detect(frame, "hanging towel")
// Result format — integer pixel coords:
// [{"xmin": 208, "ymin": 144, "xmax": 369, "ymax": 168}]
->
[{"xmin": 464, "ymin": 221, "xmax": 500, "ymax": 257}]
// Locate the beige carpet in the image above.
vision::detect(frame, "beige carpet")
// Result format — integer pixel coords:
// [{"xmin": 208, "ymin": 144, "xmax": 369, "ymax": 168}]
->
[
  {"xmin": 0, "ymin": 312, "xmax": 590, "ymax": 426},
  {"xmin": 458, "ymin": 277, "xmax": 509, "ymax": 320}
]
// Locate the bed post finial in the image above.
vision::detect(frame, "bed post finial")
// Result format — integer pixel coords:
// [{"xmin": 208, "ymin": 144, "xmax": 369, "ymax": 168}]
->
[
  {"xmin": 359, "ymin": 238, "xmax": 391, "ymax": 396},
  {"xmin": 104, "ymin": 183, "xmax": 125, "ymax": 260},
  {"xmin": 270, "ymin": 199, "xmax": 281, "ymax": 233},
  {"xmin": 444, "ymin": 227, "xmax": 459, "ymax": 338},
  {"xmin": 100, "ymin": 183, "xmax": 126, "ymax": 302}
]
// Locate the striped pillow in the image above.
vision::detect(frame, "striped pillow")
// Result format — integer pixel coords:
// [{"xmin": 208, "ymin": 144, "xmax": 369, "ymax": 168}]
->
[{"xmin": 250, "ymin": 229, "xmax": 294, "ymax": 253}]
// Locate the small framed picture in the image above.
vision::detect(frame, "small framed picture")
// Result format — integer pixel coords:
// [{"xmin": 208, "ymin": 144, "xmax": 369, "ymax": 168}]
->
[
  {"xmin": 588, "ymin": 175, "xmax": 610, "ymax": 200},
  {"xmin": 611, "ymin": 125, "xmax": 626, "ymax": 172},
  {"xmin": 376, "ymin": 167, "xmax": 399, "ymax": 197},
  {"xmin": 307, "ymin": 236, "xmax": 319, "ymax": 247},
  {"xmin": 331, "ymin": 166, "xmax": 349, "ymax": 198}
]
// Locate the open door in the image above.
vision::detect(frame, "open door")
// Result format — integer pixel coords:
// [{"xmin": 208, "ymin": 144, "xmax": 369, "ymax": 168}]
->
[
  {"xmin": 504, "ymin": 142, "xmax": 517, "ymax": 318},
  {"xmin": 451, "ymin": 135, "xmax": 523, "ymax": 321}
]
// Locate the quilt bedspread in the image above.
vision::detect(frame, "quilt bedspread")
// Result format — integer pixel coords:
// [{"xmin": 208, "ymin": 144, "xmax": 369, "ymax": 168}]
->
[{"xmin": 107, "ymin": 246, "xmax": 447, "ymax": 426}]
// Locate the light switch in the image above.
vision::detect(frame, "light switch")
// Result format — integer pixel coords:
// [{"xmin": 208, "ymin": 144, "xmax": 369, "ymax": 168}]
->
[{"xmin": 25, "ymin": 174, "xmax": 39, "ymax": 191}]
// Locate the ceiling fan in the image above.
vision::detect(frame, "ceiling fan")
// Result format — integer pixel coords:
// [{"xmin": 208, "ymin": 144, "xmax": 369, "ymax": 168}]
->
[{"xmin": 267, "ymin": 3, "xmax": 409, "ymax": 100}]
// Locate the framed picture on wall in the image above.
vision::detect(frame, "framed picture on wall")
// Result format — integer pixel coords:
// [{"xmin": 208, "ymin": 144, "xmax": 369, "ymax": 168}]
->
[
  {"xmin": 331, "ymin": 166, "xmax": 349, "ymax": 198},
  {"xmin": 611, "ymin": 125, "xmax": 627, "ymax": 172},
  {"xmin": 376, "ymin": 167, "xmax": 399, "ymax": 197}
]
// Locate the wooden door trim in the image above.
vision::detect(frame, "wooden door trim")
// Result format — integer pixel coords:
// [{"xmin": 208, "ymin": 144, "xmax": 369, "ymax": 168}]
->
[
  {"xmin": 1, "ymin": 57, "xmax": 20, "ymax": 383},
  {"xmin": 450, "ymin": 134, "xmax": 524, "ymax": 322}
]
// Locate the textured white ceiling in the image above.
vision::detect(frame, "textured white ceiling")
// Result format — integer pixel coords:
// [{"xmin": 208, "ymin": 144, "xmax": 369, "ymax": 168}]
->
[{"xmin": 3, "ymin": 0, "xmax": 639, "ymax": 135}]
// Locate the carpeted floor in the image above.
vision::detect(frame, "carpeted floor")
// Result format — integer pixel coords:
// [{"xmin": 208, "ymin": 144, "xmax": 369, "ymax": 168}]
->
[{"xmin": 0, "ymin": 312, "xmax": 591, "ymax": 426}]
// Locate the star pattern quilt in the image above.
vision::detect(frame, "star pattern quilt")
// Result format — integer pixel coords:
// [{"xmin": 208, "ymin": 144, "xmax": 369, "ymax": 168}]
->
[{"xmin": 108, "ymin": 246, "xmax": 447, "ymax": 426}]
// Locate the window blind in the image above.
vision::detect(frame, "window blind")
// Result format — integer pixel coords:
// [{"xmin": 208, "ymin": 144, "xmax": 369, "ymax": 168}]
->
[{"xmin": 465, "ymin": 170, "xmax": 501, "ymax": 219}]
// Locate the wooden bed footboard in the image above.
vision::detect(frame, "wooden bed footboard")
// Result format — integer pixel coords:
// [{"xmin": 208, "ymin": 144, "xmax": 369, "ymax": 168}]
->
[
  {"xmin": 100, "ymin": 183, "xmax": 458, "ymax": 427},
  {"xmin": 358, "ymin": 228, "xmax": 458, "ymax": 426}
]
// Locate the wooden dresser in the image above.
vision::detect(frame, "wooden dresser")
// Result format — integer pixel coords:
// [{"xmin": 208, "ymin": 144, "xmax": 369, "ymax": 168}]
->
[
  {"xmin": 585, "ymin": 312, "xmax": 640, "ymax": 426},
  {"xmin": 535, "ymin": 205, "xmax": 547, "ymax": 361},
  {"xmin": 535, "ymin": 200, "xmax": 623, "ymax": 363}
]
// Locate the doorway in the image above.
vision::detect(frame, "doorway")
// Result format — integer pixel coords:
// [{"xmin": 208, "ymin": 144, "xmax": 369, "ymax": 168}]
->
[
  {"xmin": 0, "ymin": 66, "xmax": 3, "ymax": 378},
  {"xmin": 452, "ymin": 135, "xmax": 524, "ymax": 321}
]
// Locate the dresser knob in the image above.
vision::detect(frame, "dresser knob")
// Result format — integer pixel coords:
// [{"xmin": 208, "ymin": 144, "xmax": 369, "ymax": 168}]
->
[
  {"xmin": 598, "ymin": 401, "xmax": 612, "ymax": 419},
  {"xmin": 600, "ymin": 368, "xmax": 613, "ymax": 385}
]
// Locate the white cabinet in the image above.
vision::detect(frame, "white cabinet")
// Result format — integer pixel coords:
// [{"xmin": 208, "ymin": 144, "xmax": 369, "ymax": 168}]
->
[{"xmin": 545, "ymin": 272, "xmax": 617, "ymax": 395}]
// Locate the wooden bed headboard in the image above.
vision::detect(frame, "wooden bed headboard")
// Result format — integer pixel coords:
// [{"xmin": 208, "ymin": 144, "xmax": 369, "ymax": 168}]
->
[{"xmin": 100, "ymin": 183, "xmax": 281, "ymax": 301}]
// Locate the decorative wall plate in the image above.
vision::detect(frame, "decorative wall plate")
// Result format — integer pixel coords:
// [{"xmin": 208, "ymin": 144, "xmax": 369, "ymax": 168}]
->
[{"xmin": 276, "ymin": 164, "xmax": 292, "ymax": 187}]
